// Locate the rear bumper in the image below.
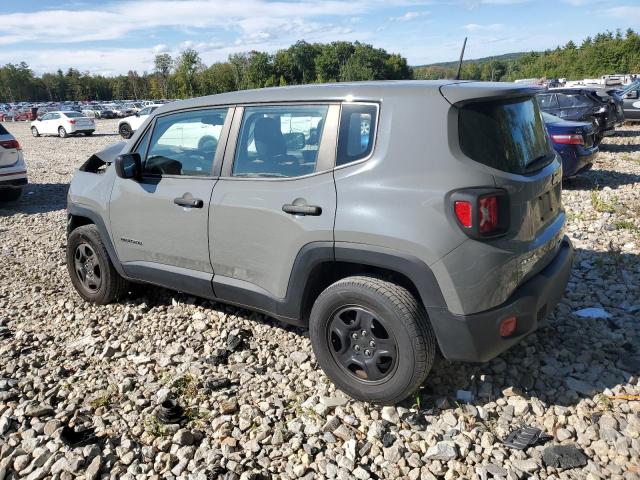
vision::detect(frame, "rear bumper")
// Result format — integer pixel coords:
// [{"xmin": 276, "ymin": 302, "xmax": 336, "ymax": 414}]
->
[
  {"xmin": 0, "ymin": 166, "xmax": 28, "ymax": 188},
  {"xmin": 560, "ymin": 146, "xmax": 598, "ymax": 177},
  {"xmin": 428, "ymin": 236, "xmax": 573, "ymax": 362}
]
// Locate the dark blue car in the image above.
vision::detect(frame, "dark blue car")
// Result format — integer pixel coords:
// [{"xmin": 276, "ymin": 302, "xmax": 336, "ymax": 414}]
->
[{"xmin": 542, "ymin": 112, "xmax": 598, "ymax": 178}]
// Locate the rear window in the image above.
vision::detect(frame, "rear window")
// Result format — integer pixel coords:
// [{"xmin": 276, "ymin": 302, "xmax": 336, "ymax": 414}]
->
[
  {"xmin": 459, "ymin": 97, "xmax": 552, "ymax": 174},
  {"xmin": 64, "ymin": 112, "xmax": 83, "ymax": 118},
  {"xmin": 0, "ymin": 124, "xmax": 7, "ymax": 135}
]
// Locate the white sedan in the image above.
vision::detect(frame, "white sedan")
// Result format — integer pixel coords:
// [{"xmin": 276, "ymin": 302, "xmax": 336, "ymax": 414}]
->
[
  {"xmin": 118, "ymin": 105, "xmax": 162, "ymax": 139},
  {"xmin": 31, "ymin": 111, "xmax": 95, "ymax": 138},
  {"xmin": 0, "ymin": 123, "xmax": 27, "ymax": 201}
]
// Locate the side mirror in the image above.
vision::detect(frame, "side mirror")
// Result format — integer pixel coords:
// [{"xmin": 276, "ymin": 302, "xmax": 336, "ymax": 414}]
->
[
  {"xmin": 135, "ymin": 112, "xmax": 140, "ymax": 117},
  {"xmin": 114, "ymin": 153, "xmax": 142, "ymax": 180}
]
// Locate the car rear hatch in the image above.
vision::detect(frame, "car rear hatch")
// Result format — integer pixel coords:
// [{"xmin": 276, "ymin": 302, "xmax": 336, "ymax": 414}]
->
[
  {"xmin": 0, "ymin": 125, "xmax": 20, "ymax": 168},
  {"xmin": 441, "ymin": 82, "xmax": 566, "ymax": 309}
]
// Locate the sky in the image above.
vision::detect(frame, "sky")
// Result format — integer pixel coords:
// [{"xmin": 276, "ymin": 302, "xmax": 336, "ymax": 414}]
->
[{"xmin": 0, "ymin": 0, "xmax": 639, "ymax": 76}]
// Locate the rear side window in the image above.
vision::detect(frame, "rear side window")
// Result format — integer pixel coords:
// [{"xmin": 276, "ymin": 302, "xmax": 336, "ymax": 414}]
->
[
  {"xmin": 337, "ymin": 103, "xmax": 377, "ymax": 166},
  {"xmin": 459, "ymin": 96, "xmax": 552, "ymax": 174}
]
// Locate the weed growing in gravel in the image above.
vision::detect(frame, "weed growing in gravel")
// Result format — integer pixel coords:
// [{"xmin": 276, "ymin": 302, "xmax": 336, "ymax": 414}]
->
[
  {"xmin": 144, "ymin": 415, "xmax": 166, "ymax": 436},
  {"xmin": 590, "ymin": 191, "xmax": 618, "ymax": 213},
  {"xmin": 615, "ymin": 220, "xmax": 640, "ymax": 235},
  {"xmin": 89, "ymin": 394, "xmax": 109, "ymax": 410},
  {"xmin": 172, "ymin": 373, "xmax": 198, "ymax": 399}
]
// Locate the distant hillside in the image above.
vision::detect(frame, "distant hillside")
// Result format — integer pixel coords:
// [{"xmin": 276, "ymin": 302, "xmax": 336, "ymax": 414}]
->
[{"xmin": 413, "ymin": 52, "xmax": 530, "ymax": 69}]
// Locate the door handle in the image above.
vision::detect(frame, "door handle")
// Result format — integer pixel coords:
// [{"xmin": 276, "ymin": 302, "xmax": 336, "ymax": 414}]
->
[
  {"xmin": 282, "ymin": 204, "xmax": 322, "ymax": 216},
  {"xmin": 174, "ymin": 195, "xmax": 204, "ymax": 208}
]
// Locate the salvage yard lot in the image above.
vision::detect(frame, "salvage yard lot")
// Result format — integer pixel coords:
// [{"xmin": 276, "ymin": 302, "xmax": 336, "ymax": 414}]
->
[{"xmin": 1, "ymin": 119, "xmax": 639, "ymax": 479}]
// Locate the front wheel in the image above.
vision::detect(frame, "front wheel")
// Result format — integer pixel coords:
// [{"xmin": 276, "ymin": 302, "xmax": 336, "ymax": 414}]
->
[
  {"xmin": 67, "ymin": 225, "xmax": 129, "ymax": 304},
  {"xmin": 309, "ymin": 276, "xmax": 436, "ymax": 404},
  {"xmin": 119, "ymin": 123, "xmax": 133, "ymax": 139},
  {"xmin": 58, "ymin": 126, "xmax": 68, "ymax": 138},
  {"xmin": 31, "ymin": 127, "xmax": 39, "ymax": 137}
]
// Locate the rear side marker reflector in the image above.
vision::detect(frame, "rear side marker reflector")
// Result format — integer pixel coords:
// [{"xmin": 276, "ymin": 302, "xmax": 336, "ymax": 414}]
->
[
  {"xmin": 479, "ymin": 196, "xmax": 498, "ymax": 234},
  {"xmin": 500, "ymin": 316, "xmax": 517, "ymax": 337},
  {"xmin": 454, "ymin": 201, "xmax": 472, "ymax": 228}
]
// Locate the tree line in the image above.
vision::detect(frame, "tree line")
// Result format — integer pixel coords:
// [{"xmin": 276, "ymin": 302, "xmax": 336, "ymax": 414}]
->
[
  {"xmin": 1, "ymin": 29, "xmax": 639, "ymax": 103},
  {"xmin": 415, "ymin": 29, "xmax": 640, "ymax": 82},
  {"xmin": 0, "ymin": 41, "xmax": 411, "ymax": 102}
]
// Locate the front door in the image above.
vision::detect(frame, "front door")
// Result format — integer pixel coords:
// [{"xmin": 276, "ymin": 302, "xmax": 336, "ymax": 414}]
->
[
  {"xmin": 209, "ymin": 104, "xmax": 339, "ymax": 301},
  {"xmin": 109, "ymin": 107, "xmax": 231, "ymax": 294}
]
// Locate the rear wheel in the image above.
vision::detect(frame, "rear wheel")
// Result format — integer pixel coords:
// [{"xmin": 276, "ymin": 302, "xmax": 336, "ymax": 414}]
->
[
  {"xmin": 0, "ymin": 188, "xmax": 22, "ymax": 202},
  {"xmin": 84, "ymin": 131, "xmax": 94, "ymax": 136},
  {"xmin": 119, "ymin": 123, "xmax": 133, "ymax": 139},
  {"xmin": 309, "ymin": 276, "xmax": 436, "ymax": 404},
  {"xmin": 31, "ymin": 127, "xmax": 39, "ymax": 137},
  {"xmin": 58, "ymin": 127, "xmax": 68, "ymax": 138},
  {"xmin": 67, "ymin": 225, "xmax": 129, "ymax": 304}
]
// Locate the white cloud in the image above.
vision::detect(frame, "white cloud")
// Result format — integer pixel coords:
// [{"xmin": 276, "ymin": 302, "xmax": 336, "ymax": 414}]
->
[
  {"xmin": 390, "ymin": 11, "xmax": 428, "ymax": 21},
  {"xmin": 603, "ymin": 6, "xmax": 640, "ymax": 20},
  {"xmin": 463, "ymin": 23, "xmax": 504, "ymax": 32}
]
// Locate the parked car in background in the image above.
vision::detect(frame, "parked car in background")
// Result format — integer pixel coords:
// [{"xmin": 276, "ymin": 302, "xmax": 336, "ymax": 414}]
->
[
  {"xmin": 542, "ymin": 112, "xmax": 598, "ymax": 178},
  {"xmin": 0, "ymin": 123, "xmax": 27, "ymax": 201},
  {"xmin": 537, "ymin": 89, "xmax": 615, "ymax": 143},
  {"xmin": 118, "ymin": 104, "xmax": 162, "ymax": 138},
  {"xmin": 114, "ymin": 105, "xmax": 135, "ymax": 118},
  {"xmin": 66, "ymin": 81, "xmax": 573, "ymax": 403},
  {"xmin": 31, "ymin": 111, "xmax": 95, "ymax": 138},
  {"xmin": 621, "ymin": 85, "xmax": 640, "ymax": 121},
  {"xmin": 98, "ymin": 106, "xmax": 118, "ymax": 119},
  {"xmin": 82, "ymin": 105, "xmax": 105, "ymax": 119}
]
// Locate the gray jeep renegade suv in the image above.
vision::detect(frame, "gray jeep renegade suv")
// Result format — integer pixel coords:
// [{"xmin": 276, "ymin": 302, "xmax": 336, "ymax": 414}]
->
[{"xmin": 67, "ymin": 81, "xmax": 573, "ymax": 404}]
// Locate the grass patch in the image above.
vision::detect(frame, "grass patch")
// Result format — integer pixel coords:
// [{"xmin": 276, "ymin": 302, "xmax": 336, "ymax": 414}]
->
[
  {"xmin": 89, "ymin": 394, "xmax": 109, "ymax": 410},
  {"xmin": 590, "ymin": 191, "xmax": 618, "ymax": 213},
  {"xmin": 144, "ymin": 415, "xmax": 166, "ymax": 436},
  {"xmin": 171, "ymin": 373, "xmax": 198, "ymax": 400},
  {"xmin": 615, "ymin": 220, "xmax": 640, "ymax": 234}
]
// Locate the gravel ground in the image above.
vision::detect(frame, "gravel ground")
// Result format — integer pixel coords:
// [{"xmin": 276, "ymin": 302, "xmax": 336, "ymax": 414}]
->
[{"xmin": 0, "ymin": 119, "xmax": 639, "ymax": 480}]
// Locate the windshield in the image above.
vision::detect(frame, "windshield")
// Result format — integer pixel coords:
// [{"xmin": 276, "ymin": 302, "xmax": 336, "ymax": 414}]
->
[{"xmin": 459, "ymin": 96, "xmax": 552, "ymax": 174}]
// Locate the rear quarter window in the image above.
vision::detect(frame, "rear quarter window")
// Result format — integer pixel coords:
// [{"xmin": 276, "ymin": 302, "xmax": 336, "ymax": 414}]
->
[{"xmin": 337, "ymin": 103, "xmax": 378, "ymax": 166}]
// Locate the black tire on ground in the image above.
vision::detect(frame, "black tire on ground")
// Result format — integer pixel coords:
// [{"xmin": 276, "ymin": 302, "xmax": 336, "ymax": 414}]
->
[
  {"xmin": 66, "ymin": 224, "xmax": 129, "ymax": 304},
  {"xmin": 58, "ymin": 126, "xmax": 68, "ymax": 138},
  {"xmin": 31, "ymin": 127, "xmax": 39, "ymax": 137},
  {"xmin": 0, "ymin": 188, "xmax": 22, "ymax": 202},
  {"xmin": 119, "ymin": 124, "xmax": 133, "ymax": 139},
  {"xmin": 84, "ymin": 131, "xmax": 94, "ymax": 136},
  {"xmin": 309, "ymin": 276, "xmax": 436, "ymax": 404}
]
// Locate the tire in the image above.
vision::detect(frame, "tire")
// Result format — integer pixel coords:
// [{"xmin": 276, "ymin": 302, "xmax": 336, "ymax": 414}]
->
[
  {"xmin": 0, "ymin": 188, "xmax": 22, "ymax": 202},
  {"xmin": 84, "ymin": 131, "xmax": 94, "ymax": 136},
  {"xmin": 67, "ymin": 225, "xmax": 129, "ymax": 304},
  {"xmin": 309, "ymin": 276, "xmax": 436, "ymax": 404},
  {"xmin": 31, "ymin": 127, "xmax": 39, "ymax": 137},
  {"xmin": 58, "ymin": 127, "xmax": 68, "ymax": 138},
  {"xmin": 119, "ymin": 123, "xmax": 133, "ymax": 139}
]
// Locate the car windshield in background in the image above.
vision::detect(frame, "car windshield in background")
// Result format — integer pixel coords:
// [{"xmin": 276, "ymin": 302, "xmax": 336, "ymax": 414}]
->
[
  {"xmin": 64, "ymin": 112, "xmax": 83, "ymax": 118},
  {"xmin": 459, "ymin": 96, "xmax": 552, "ymax": 174},
  {"xmin": 542, "ymin": 112, "xmax": 562, "ymax": 123}
]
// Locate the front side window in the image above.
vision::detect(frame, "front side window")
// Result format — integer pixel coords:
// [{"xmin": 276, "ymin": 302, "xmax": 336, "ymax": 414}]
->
[
  {"xmin": 337, "ymin": 103, "xmax": 377, "ymax": 166},
  {"xmin": 233, "ymin": 105, "xmax": 328, "ymax": 178},
  {"xmin": 143, "ymin": 108, "xmax": 228, "ymax": 177}
]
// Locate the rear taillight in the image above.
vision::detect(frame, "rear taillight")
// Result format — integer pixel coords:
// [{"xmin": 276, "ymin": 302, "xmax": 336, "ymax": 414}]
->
[
  {"xmin": 551, "ymin": 134, "xmax": 584, "ymax": 145},
  {"xmin": 451, "ymin": 189, "xmax": 508, "ymax": 238},
  {"xmin": 478, "ymin": 196, "xmax": 498, "ymax": 234},
  {"xmin": 0, "ymin": 139, "xmax": 21, "ymax": 150},
  {"xmin": 69, "ymin": 119, "xmax": 77, "ymax": 125}
]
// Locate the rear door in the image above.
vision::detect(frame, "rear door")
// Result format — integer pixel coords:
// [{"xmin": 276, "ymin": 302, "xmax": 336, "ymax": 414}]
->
[
  {"xmin": 209, "ymin": 103, "xmax": 339, "ymax": 300},
  {"xmin": 109, "ymin": 107, "xmax": 232, "ymax": 293},
  {"xmin": 624, "ymin": 89, "xmax": 640, "ymax": 120}
]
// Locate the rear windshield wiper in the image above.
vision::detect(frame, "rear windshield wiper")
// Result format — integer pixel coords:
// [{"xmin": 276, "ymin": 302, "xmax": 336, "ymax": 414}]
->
[{"xmin": 525, "ymin": 154, "xmax": 552, "ymax": 173}]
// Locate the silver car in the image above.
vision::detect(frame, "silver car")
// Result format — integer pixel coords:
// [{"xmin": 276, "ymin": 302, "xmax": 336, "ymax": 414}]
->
[
  {"xmin": 66, "ymin": 81, "xmax": 573, "ymax": 403},
  {"xmin": 0, "ymin": 124, "xmax": 27, "ymax": 201}
]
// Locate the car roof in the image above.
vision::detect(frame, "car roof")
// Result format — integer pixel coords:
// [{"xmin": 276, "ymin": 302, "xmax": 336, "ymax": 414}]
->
[{"xmin": 155, "ymin": 80, "xmax": 542, "ymax": 114}]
